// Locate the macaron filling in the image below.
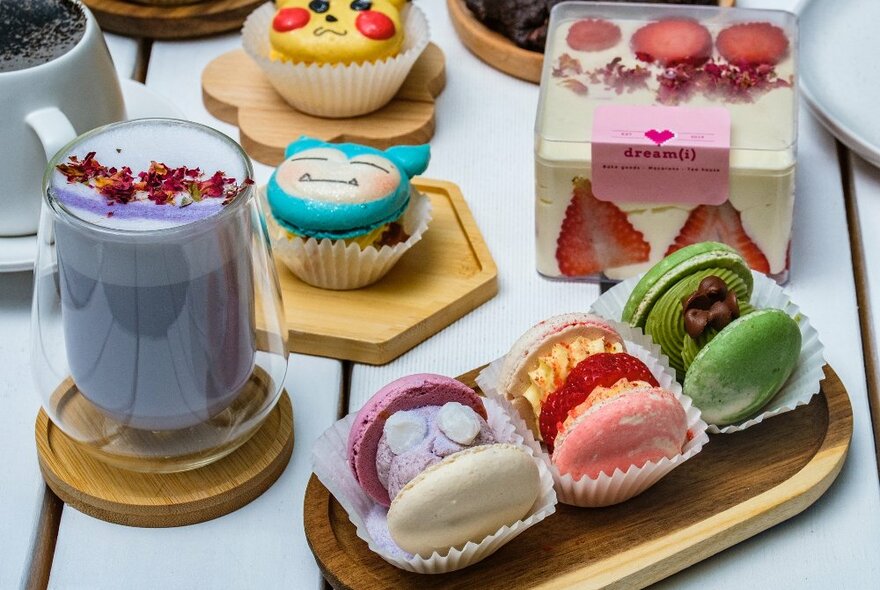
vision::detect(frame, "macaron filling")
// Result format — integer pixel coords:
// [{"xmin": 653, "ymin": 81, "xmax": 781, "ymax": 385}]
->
[
  {"xmin": 375, "ymin": 404, "xmax": 496, "ymax": 500},
  {"xmin": 523, "ymin": 334, "xmax": 624, "ymax": 423}
]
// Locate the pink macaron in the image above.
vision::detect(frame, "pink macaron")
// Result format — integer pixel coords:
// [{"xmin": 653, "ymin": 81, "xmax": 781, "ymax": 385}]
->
[
  {"xmin": 499, "ymin": 313, "xmax": 625, "ymax": 397},
  {"xmin": 551, "ymin": 387, "xmax": 688, "ymax": 480},
  {"xmin": 347, "ymin": 373, "xmax": 487, "ymax": 507}
]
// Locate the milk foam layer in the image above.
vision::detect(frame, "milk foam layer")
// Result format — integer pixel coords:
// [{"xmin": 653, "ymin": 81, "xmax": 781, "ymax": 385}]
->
[{"xmin": 50, "ymin": 120, "xmax": 250, "ymax": 231}]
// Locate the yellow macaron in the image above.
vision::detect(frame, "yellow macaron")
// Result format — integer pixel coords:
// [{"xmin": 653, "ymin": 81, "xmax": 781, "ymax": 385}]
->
[{"xmin": 269, "ymin": 0, "xmax": 407, "ymax": 65}]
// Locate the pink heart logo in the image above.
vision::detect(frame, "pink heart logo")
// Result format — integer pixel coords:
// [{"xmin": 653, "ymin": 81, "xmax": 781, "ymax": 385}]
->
[{"xmin": 645, "ymin": 129, "xmax": 675, "ymax": 146}]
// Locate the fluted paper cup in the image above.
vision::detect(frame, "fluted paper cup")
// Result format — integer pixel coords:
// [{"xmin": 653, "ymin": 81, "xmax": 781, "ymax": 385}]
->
[
  {"xmin": 590, "ymin": 271, "xmax": 825, "ymax": 434},
  {"xmin": 243, "ymin": 3, "xmax": 430, "ymax": 118},
  {"xmin": 311, "ymin": 398, "xmax": 557, "ymax": 574},
  {"xmin": 477, "ymin": 321, "xmax": 709, "ymax": 507},
  {"xmin": 263, "ymin": 187, "xmax": 431, "ymax": 290}
]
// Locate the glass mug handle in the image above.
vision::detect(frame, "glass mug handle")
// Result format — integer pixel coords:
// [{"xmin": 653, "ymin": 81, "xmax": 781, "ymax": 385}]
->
[{"xmin": 26, "ymin": 108, "xmax": 76, "ymax": 247}]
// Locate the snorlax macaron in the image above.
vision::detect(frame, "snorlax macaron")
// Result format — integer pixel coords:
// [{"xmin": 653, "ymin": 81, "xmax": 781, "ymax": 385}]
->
[
  {"xmin": 623, "ymin": 242, "xmax": 801, "ymax": 426},
  {"xmin": 267, "ymin": 136, "xmax": 429, "ymax": 243},
  {"xmin": 347, "ymin": 374, "xmax": 541, "ymax": 557}
]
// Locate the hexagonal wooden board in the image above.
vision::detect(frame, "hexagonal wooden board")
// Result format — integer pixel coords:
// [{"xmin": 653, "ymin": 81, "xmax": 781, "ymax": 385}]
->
[
  {"xmin": 202, "ymin": 44, "xmax": 446, "ymax": 166},
  {"xmin": 278, "ymin": 179, "xmax": 497, "ymax": 365}
]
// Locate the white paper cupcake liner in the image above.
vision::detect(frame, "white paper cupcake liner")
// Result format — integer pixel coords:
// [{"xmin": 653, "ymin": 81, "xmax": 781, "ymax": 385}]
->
[
  {"xmin": 243, "ymin": 3, "xmax": 430, "ymax": 118},
  {"xmin": 477, "ymin": 320, "xmax": 709, "ymax": 508},
  {"xmin": 311, "ymin": 398, "xmax": 557, "ymax": 574},
  {"xmin": 263, "ymin": 187, "xmax": 431, "ymax": 290},
  {"xmin": 589, "ymin": 271, "xmax": 826, "ymax": 434}
]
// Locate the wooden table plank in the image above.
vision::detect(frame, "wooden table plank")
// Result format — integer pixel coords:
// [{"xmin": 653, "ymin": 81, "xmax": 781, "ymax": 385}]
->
[
  {"xmin": 0, "ymin": 34, "xmax": 141, "ymax": 590},
  {"xmin": 46, "ymin": 31, "xmax": 345, "ymax": 590},
  {"xmin": 348, "ymin": 1, "xmax": 880, "ymax": 588},
  {"xmin": 48, "ymin": 355, "xmax": 342, "ymax": 590},
  {"xmin": 844, "ymin": 152, "xmax": 880, "ymax": 474}
]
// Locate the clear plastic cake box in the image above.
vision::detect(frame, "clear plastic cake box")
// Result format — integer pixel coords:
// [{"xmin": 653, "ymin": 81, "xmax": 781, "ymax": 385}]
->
[{"xmin": 535, "ymin": 2, "xmax": 798, "ymax": 283}]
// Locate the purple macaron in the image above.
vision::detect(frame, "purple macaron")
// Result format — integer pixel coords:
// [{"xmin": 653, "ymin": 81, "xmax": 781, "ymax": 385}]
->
[{"xmin": 347, "ymin": 373, "xmax": 487, "ymax": 507}]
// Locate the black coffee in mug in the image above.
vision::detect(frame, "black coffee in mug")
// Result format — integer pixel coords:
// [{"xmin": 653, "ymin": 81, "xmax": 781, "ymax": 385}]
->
[{"xmin": 0, "ymin": 0, "xmax": 87, "ymax": 73}]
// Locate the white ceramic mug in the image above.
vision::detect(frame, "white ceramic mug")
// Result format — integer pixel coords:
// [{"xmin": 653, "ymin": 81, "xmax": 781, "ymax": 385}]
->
[{"xmin": 0, "ymin": 0, "xmax": 125, "ymax": 236}]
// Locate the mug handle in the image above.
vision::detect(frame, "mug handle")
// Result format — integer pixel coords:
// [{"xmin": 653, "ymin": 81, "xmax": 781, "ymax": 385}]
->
[
  {"xmin": 25, "ymin": 107, "xmax": 77, "ymax": 162},
  {"xmin": 26, "ymin": 108, "xmax": 76, "ymax": 248}
]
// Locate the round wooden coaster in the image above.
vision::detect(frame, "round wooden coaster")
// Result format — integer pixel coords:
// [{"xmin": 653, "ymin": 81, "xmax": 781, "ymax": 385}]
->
[
  {"xmin": 83, "ymin": 0, "xmax": 265, "ymax": 40},
  {"xmin": 36, "ymin": 391, "xmax": 294, "ymax": 527},
  {"xmin": 448, "ymin": 0, "xmax": 737, "ymax": 84},
  {"xmin": 201, "ymin": 43, "xmax": 446, "ymax": 166}
]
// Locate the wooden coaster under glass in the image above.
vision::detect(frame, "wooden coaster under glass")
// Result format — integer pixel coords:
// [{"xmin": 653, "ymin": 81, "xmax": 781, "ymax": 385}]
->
[{"xmin": 35, "ymin": 370, "xmax": 293, "ymax": 527}]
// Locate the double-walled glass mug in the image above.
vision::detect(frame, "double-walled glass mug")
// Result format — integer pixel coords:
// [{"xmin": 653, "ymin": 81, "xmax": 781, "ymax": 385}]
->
[{"xmin": 31, "ymin": 118, "xmax": 289, "ymax": 472}]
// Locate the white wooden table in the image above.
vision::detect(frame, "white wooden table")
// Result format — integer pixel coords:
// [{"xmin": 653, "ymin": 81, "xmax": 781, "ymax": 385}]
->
[{"xmin": 3, "ymin": 1, "xmax": 879, "ymax": 588}]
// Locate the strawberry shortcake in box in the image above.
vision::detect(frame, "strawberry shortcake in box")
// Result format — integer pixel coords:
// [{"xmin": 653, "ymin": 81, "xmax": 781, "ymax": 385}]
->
[{"xmin": 535, "ymin": 2, "xmax": 797, "ymax": 283}]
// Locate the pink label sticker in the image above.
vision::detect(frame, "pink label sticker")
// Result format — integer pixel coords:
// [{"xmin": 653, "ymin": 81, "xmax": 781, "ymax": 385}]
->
[{"xmin": 591, "ymin": 105, "xmax": 730, "ymax": 205}]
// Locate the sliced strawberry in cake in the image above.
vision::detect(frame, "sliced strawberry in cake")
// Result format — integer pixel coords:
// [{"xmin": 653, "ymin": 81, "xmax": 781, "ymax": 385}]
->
[
  {"xmin": 555, "ymin": 178, "xmax": 650, "ymax": 277},
  {"xmin": 716, "ymin": 22, "xmax": 789, "ymax": 67},
  {"xmin": 631, "ymin": 19, "xmax": 712, "ymax": 66},
  {"xmin": 666, "ymin": 202, "xmax": 770, "ymax": 273},
  {"xmin": 567, "ymin": 19, "xmax": 622, "ymax": 52}
]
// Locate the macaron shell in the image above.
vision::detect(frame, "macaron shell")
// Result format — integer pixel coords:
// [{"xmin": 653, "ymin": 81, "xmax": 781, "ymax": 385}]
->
[
  {"xmin": 386, "ymin": 444, "xmax": 540, "ymax": 557},
  {"xmin": 499, "ymin": 313, "xmax": 624, "ymax": 398},
  {"xmin": 552, "ymin": 387, "xmax": 688, "ymax": 480},
  {"xmin": 266, "ymin": 174, "xmax": 409, "ymax": 240},
  {"xmin": 623, "ymin": 242, "xmax": 752, "ymax": 328},
  {"xmin": 684, "ymin": 309, "xmax": 801, "ymax": 425},
  {"xmin": 643, "ymin": 266, "xmax": 752, "ymax": 377},
  {"xmin": 347, "ymin": 374, "xmax": 486, "ymax": 507}
]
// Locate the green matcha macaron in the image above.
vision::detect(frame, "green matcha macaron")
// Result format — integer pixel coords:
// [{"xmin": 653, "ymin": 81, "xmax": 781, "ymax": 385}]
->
[
  {"xmin": 622, "ymin": 242, "xmax": 803, "ymax": 427},
  {"xmin": 683, "ymin": 309, "xmax": 801, "ymax": 425},
  {"xmin": 622, "ymin": 242, "xmax": 753, "ymax": 329}
]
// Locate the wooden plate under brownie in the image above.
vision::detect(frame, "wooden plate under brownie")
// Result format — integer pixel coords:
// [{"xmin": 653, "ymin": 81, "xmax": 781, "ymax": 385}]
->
[
  {"xmin": 278, "ymin": 179, "xmax": 497, "ymax": 365},
  {"xmin": 83, "ymin": 0, "xmax": 264, "ymax": 40},
  {"xmin": 303, "ymin": 364, "xmax": 851, "ymax": 589},
  {"xmin": 448, "ymin": 0, "xmax": 737, "ymax": 84}
]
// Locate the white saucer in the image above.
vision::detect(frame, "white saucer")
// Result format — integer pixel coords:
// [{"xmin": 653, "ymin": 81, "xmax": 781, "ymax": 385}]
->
[
  {"xmin": 800, "ymin": 0, "xmax": 880, "ymax": 166},
  {"xmin": 0, "ymin": 78, "xmax": 185, "ymax": 273}
]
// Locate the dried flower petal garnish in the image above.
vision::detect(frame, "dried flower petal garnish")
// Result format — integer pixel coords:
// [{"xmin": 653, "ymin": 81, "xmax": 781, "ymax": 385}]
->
[
  {"xmin": 590, "ymin": 58, "xmax": 651, "ymax": 95},
  {"xmin": 552, "ymin": 51, "xmax": 791, "ymax": 105},
  {"xmin": 553, "ymin": 53, "xmax": 583, "ymax": 78},
  {"xmin": 56, "ymin": 153, "xmax": 252, "ymax": 207},
  {"xmin": 561, "ymin": 79, "xmax": 589, "ymax": 95}
]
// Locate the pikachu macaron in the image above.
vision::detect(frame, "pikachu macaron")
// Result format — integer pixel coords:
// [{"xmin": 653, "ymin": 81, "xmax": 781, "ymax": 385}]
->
[{"xmin": 270, "ymin": 0, "xmax": 409, "ymax": 65}]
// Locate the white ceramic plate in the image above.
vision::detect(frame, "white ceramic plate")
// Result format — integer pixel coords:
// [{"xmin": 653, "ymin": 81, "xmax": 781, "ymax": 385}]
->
[
  {"xmin": 0, "ymin": 78, "xmax": 184, "ymax": 273},
  {"xmin": 800, "ymin": 0, "xmax": 880, "ymax": 166}
]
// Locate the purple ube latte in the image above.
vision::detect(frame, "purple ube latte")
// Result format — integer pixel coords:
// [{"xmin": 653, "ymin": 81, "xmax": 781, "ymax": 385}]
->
[{"xmin": 47, "ymin": 119, "xmax": 257, "ymax": 430}]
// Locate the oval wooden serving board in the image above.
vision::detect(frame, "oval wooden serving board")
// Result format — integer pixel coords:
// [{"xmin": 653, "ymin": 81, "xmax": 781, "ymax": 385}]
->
[
  {"xmin": 448, "ymin": 0, "xmax": 736, "ymax": 84},
  {"xmin": 304, "ymin": 364, "xmax": 851, "ymax": 589}
]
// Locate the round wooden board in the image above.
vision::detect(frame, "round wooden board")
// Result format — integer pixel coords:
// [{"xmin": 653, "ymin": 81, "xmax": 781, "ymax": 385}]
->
[
  {"xmin": 83, "ymin": 0, "xmax": 265, "ymax": 39},
  {"xmin": 201, "ymin": 44, "xmax": 446, "ymax": 166},
  {"xmin": 448, "ymin": 0, "xmax": 736, "ymax": 84},
  {"xmin": 303, "ymin": 364, "xmax": 851, "ymax": 589},
  {"xmin": 36, "ymin": 391, "xmax": 294, "ymax": 527}
]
